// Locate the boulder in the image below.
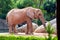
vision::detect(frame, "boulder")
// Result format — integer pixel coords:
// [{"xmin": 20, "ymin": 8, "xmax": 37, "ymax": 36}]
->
[
  {"xmin": 17, "ymin": 23, "xmax": 38, "ymax": 33},
  {"xmin": 34, "ymin": 18, "xmax": 57, "ymax": 34}
]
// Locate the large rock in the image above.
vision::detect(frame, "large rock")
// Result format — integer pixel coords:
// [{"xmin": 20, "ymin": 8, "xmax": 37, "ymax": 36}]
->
[
  {"xmin": 17, "ymin": 23, "xmax": 38, "ymax": 33},
  {"xmin": 34, "ymin": 18, "xmax": 57, "ymax": 34}
]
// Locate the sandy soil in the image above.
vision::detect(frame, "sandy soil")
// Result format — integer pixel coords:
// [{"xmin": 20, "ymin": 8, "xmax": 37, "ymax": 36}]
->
[{"xmin": 0, "ymin": 33, "xmax": 57, "ymax": 37}]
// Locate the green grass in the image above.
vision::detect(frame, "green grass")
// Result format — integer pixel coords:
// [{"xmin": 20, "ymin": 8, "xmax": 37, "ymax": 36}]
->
[{"xmin": 0, "ymin": 34, "xmax": 58, "ymax": 40}]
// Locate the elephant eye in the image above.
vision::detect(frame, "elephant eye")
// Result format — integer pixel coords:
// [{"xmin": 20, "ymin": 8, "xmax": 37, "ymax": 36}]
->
[
  {"xmin": 33, "ymin": 12, "xmax": 35, "ymax": 15},
  {"xmin": 39, "ymin": 14, "xmax": 41, "ymax": 16}
]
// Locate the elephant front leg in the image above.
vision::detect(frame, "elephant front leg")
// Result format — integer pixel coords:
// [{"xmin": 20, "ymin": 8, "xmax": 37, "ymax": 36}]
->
[{"xmin": 26, "ymin": 18, "xmax": 33, "ymax": 35}]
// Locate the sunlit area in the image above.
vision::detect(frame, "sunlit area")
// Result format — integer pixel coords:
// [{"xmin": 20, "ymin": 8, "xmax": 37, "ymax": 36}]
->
[{"xmin": 0, "ymin": 0, "xmax": 57, "ymax": 40}]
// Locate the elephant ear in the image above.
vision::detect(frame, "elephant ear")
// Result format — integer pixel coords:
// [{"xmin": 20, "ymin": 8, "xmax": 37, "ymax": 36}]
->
[{"xmin": 27, "ymin": 9, "xmax": 34, "ymax": 19}]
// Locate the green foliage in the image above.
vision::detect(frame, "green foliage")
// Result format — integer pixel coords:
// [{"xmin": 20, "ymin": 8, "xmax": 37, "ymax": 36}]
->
[
  {"xmin": 37, "ymin": 19, "xmax": 42, "ymax": 26},
  {"xmin": 45, "ymin": 35, "xmax": 52, "ymax": 40},
  {"xmin": 45, "ymin": 36, "xmax": 58, "ymax": 40},
  {"xmin": 0, "ymin": 35, "xmax": 57, "ymax": 40},
  {"xmin": 45, "ymin": 22, "xmax": 56, "ymax": 40},
  {"xmin": 32, "ymin": 19, "xmax": 42, "ymax": 26},
  {"xmin": 22, "ymin": 0, "xmax": 34, "ymax": 7},
  {"xmin": 0, "ymin": 14, "xmax": 6, "ymax": 19},
  {"xmin": 53, "ymin": 36, "xmax": 58, "ymax": 40},
  {"xmin": 43, "ymin": 0, "xmax": 56, "ymax": 21},
  {"xmin": 45, "ymin": 22, "xmax": 54, "ymax": 34},
  {"xmin": 0, "ymin": 0, "xmax": 12, "ymax": 19},
  {"xmin": 43, "ymin": 1, "xmax": 56, "ymax": 13},
  {"xmin": 16, "ymin": 0, "xmax": 34, "ymax": 9},
  {"xmin": 0, "ymin": 0, "xmax": 56, "ymax": 25}
]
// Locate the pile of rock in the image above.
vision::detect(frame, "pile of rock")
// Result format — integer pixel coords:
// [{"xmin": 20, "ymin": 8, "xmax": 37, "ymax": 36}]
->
[
  {"xmin": 17, "ymin": 23, "xmax": 38, "ymax": 33},
  {"xmin": 34, "ymin": 18, "xmax": 57, "ymax": 34}
]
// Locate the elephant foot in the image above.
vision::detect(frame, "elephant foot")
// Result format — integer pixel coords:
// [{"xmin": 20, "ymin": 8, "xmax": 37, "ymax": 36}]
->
[
  {"xmin": 25, "ymin": 32, "xmax": 28, "ymax": 35},
  {"xmin": 25, "ymin": 32, "xmax": 33, "ymax": 35},
  {"xmin": 9, "ymin": 31, "xmax": 18, "ymax": 34},
  {"xmin": 14, "ymin": 31, "xmax": 18, "ymax": 34},
  {"xmin": 14, "ymin": 33, "xmax": 18, "ymax": 35},
  {"xmin": 9, "ymin": 31, "xmax": 14, "ymax": 34},
  {"xmin": 29, "ymin": 32, "xmax": 33, "ymax": 35}
]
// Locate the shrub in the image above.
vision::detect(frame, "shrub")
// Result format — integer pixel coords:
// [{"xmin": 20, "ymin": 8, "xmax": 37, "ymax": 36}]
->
[
  {"xmin": 43, "ymin": 1, "xmax": 56, "ymax": 21},
  {"xmin": 43, "ymin": 1, "xmax": 56, "ymax": 13},
  {"xmin": 45, "ymin": 22, "xmax": 56, "ymax": 40},
  {"xmin": 45, "ymin": 22, "xmax": 54, "ymax": 34}
]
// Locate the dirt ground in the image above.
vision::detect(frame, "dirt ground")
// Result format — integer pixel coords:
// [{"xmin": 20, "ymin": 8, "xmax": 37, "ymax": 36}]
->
[{"xmin": 0, "ymin": 33, "xmax": 57, "ymax": 37}]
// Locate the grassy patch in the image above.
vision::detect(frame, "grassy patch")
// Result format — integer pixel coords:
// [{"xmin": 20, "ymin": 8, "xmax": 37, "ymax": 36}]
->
[{"xmin": 0, "ymin": 34, "xmax": 58, "ymax": 40}]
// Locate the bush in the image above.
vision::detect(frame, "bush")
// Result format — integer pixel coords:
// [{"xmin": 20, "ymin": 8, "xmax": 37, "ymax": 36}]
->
[
  {"xmin": 45, "ymin": 22, "xmax": 56, "ymax": 40},
  {"xmin": 32, "ymin": 19, "xmax": 42, "ymax": 26},
  {"xmin": 43, "ymin": 1, "xmax": 56, "ymax": 21},
  {"xmin": 0, "ymin": 14, "xmax": 6, "ymax": 19},
  {"xmin": 43, "ymin": 1, "xmax": 56, "ymax": 13}
]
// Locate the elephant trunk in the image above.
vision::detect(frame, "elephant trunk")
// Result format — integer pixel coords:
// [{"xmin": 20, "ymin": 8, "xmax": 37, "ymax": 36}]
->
[{"xmin": 39, "ymin": 16, "xmax": 46, "ymax": 28}]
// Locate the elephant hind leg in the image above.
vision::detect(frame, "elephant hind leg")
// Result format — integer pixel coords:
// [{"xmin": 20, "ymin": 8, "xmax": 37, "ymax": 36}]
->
[{"xmin": 8, "ymin": 25, "xmax": 13, "ymax": 34}]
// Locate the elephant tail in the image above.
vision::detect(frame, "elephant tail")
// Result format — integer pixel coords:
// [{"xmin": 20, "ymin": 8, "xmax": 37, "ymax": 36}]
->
[
  {"xmin": 6, "ymin": 9, "xmax": 14, "ymax": 24},
  {"xmin": 6, "ymin": 16, "xmax": 8, "ymax": 24}
]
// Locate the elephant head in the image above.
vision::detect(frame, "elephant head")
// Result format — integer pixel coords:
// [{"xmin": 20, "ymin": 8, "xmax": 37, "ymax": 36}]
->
[{"xmin": 27, "ymin": 7, "xmax": 46, "ymax": 28}]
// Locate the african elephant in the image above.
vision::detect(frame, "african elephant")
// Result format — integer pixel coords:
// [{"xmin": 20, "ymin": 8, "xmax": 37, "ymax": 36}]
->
[{"xmin": 6, "ymin": 7, "xmax": 46, "ymax": 35}]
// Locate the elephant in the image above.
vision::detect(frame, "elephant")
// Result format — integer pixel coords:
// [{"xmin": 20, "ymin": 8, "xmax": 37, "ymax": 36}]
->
[{"xmin": 6, "ymin": 7, "xmax": 46, "ymax": 35}]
